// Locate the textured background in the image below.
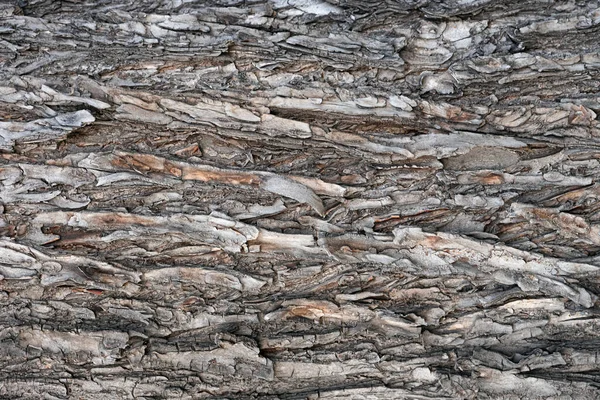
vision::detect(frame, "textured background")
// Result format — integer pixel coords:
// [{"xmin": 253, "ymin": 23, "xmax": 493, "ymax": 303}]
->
[{"xmin": 2, "ymin": 0, "xmax": 600, "ymax": 398}]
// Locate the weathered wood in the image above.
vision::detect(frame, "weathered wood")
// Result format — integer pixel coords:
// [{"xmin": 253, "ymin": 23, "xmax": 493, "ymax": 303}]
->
[{"xmin": 2, "ymin": 0, "xmax": 600, "ymax": 398}]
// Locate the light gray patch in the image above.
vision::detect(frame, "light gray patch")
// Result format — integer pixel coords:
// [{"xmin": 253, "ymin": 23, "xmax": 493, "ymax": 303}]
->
[{"xmin": 442, "ymin": 146, "xmax": 520, "ymax": 170}]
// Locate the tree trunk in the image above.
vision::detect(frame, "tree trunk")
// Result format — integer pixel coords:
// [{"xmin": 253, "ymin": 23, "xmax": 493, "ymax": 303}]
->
[{"xmin": 2, "ymin": 0, "xmax": 600, "ymax": 398}]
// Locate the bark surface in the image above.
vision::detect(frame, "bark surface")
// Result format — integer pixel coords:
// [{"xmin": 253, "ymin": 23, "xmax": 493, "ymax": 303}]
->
[{"xmin": 2, "ymin": 0, "xmax": 600, "ymax": 398}]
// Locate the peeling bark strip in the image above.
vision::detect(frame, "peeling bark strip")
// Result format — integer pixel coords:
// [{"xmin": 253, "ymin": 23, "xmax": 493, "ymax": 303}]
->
[{"xmin": 3, "ymin": 1, "xmax": 600, "ymax": 399}]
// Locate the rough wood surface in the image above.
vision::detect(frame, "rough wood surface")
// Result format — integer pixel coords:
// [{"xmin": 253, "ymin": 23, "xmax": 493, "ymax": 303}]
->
[{"xmin": 2, "ymin": 0, "xmax": 600, "ymax": 398}]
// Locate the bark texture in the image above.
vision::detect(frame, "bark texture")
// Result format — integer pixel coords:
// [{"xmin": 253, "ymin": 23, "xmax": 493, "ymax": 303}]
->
[{"xmin": 2, "ymin": 0, "xmax": 600, "ymax": 398}]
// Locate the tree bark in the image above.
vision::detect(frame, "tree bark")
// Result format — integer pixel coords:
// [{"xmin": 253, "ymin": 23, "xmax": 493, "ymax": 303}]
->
[{"xmin": 2, "ymin": 0, "xmax": 600, "ymax": 398}]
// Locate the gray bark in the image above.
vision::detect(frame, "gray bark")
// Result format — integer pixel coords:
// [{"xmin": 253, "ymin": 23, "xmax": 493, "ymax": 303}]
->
[{"xmin": 2, "ymin": 0, "xmax": 600, "ymax": 398}]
